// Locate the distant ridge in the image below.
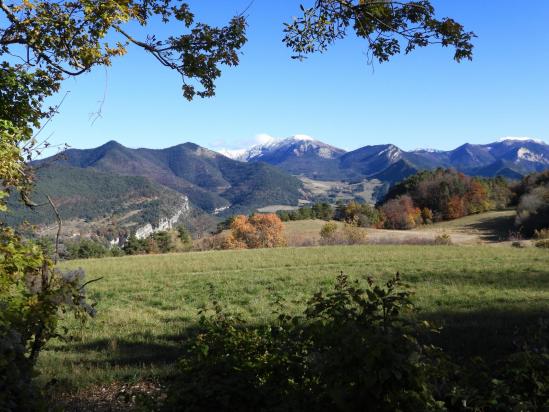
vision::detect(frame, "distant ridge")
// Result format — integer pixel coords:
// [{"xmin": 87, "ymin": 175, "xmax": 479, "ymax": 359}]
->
[
  {"xmin": 219, "ymin": 135, "xmax": 549, "ymax": 182},
  {"xmin": 12, "ymin": 136, "xmax": 548, "ymax": 236},
  {"xmin": 36, "ymin": 141, "xmax": 304, "ymax": 216}
]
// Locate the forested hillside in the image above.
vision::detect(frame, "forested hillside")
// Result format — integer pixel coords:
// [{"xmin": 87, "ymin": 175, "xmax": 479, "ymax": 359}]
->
[
  {"xmin": 37, "ymin": 141, "xmax": 303, "ymax": 215},
  {"xmin": 5, "ymin": 164, "xmax": 189, "ymax": 231}
]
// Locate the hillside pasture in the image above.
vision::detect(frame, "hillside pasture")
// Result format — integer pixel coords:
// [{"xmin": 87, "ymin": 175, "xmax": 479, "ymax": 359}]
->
[
  {"xmin": 283, "ymin": 210, "xmax": 518, "ymax": 246},
  {"xmin": 39, "ymin": 243, "xmax": 549, "ymax": 396}
]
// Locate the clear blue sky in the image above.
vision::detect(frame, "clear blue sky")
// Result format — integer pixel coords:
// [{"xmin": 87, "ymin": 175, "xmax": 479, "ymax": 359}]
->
[{"xmin": 40, "ymin": 0, "xmax": 549, "ymax": 153}]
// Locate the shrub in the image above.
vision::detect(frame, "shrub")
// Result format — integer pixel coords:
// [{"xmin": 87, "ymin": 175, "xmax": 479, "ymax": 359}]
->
[
  {"xmin": 161, "ymin": 273, "xmax": 549, "ymax": 412},
  {"xmin": 514, "ymin": 171, "xmax": 549, "ymax": 236},
  {"xmin": 341, "ymin": 223, "xmax": 368, "ymax": 245},
  {"xmin": 109, "ymin": 246, "xmax": 125, "ymax": 257},
  {"xmin": 535, "ymin": 239, "xmax": 549, "ymax": 249},
  {"xmin": 177, "ymin": 225, "xmax": 192, "ymax": 243},
  {"xmin": 163, "ymin": 273, "xmax": 440, "ymax": 411},
  {"xmin": 508, "ymin": 230, "xmax": 523, "ymax": 242},
  {"xmin": 192, "ymin": 233, "xmax": 228, "ymax": 251},
  {"xmin": 382, "ymin": 195, "xmax": 422, "ymax": 229},
  {"xmin": 421, "ymin": 207, "xmax": 434, "ymax": 224},
  {"xmin": 534, "ymin": 228, "xmax": 549, "ymax": 240},
  {"xmin": 123, "ymin": 234, "xmax": 148, "ymax": 255},
  {"xmin": 319, "ymin": 222, "xmax": 338, "ymax": 244},
  {"xmin": 225, "ymin": 214, "xmax": 286, "ymax": 249},
  {"xmin": 65, "ymin": 238, "xmax": 108, "ymax": 259},
  {"xmin": 1, "ymin": 228, "xmax": 95, "ymax": 410},
  {"xmin": 434, "ymin": 232, "xmax": 452, "ymax": 245},
  {"xmin": 334, "ymin": 201, "xmax": 384, "ymax": 228}
]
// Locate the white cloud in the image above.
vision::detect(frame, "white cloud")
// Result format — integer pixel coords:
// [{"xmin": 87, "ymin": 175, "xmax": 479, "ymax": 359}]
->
[
  {"xmin": 254, "ymin": 133, "xmax": 279, "ymax": 145},
  {"xmin": 498, "ymin": 136, "xmax": 546, "ymax": 144},
  {"xmin": 209, "ymin": 133, "xmax": 281, "ymax": 153}
]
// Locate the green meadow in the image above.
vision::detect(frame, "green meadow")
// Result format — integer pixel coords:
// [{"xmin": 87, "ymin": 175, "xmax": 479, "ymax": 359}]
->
[{"xmin": 38, "ymin": 243, "xmax": 549, "ymax": 391}]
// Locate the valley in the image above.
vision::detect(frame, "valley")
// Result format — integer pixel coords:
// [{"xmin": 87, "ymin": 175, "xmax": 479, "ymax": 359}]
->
[
  {"xmin": 10, "ymin": 136, "xmax": 548, "ymax": 242},
  {"xmin": 3, "ymin": 3, "xmax": 548, "ymax": 410}
]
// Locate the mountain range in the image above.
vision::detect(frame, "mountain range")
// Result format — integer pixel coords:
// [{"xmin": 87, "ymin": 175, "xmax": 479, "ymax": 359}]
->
[
  {"xmin": 34, "ymin": 141, "xmax": 303, "ymax": 216},
  {"xmin": 9, "ymin": 135, "xmax": 548, "ymax": 237},
  {"xmin": 224, "ymin": 136, "xmax": 549, "ymax": 183}
]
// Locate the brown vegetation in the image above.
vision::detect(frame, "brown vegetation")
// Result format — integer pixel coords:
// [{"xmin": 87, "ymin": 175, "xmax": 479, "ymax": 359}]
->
[{"xmin": 224, "ymin": 214, "xmax": 286, "ymax": 249}]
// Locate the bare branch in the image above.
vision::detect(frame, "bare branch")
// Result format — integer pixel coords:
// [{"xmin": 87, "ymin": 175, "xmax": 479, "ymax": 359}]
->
[{"xmin": 46, "ymin": 195, "xmax": 61, "ymax": 264}]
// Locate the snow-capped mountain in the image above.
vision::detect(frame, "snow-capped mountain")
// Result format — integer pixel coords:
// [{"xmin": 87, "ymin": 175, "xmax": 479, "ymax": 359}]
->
[
  {"xmin": 223, "ymin": 135, "xmax": 348, "ymax": 179},
  {"xmin": 215, "ymin": 136, "xmax": 548, "ymax": 182},
  {"xmin": 225, "ymin": 135, "xmax": 345, "ymax": 162}
]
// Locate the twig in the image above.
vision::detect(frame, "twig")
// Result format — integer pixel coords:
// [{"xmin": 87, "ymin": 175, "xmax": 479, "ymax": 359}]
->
[
  {"xmin": 79, "ymin": 277, "xmax": 104, "ymax": 291},
  {"xmin": 46, "ymin": 195, "xmax": 61, "ymax": 264},
  {"xmin": 32, "ymin": 91, "xmax": 71, "ymax": 141}
]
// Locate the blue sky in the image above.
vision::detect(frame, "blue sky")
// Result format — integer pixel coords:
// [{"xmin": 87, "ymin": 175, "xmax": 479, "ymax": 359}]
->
[{"xmin": 40, "ymin": 0, "xmax": 549, "ymax": 153}]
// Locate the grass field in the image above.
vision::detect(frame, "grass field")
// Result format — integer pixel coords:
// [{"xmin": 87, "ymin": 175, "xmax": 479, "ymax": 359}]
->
[
  {"xmin": 38, "ymin": 243, "xmax": 549, "ymax": 395},
  {"xmin": 283, "ymin": 210, "xmax": 518, "ymax": 246}
]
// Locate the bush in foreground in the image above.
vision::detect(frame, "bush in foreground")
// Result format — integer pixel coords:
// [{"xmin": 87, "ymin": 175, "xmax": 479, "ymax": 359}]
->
[
  {"xmin": 1, "ymin": 228, "xmax": 95, "ymax": 410},
  {"xmin": 162, "ymin": 273, "xmax": 549, "ymax": 412},
  {"xmin": 164, "ymin": 273, "xmax": 438, "ymax": 411}
]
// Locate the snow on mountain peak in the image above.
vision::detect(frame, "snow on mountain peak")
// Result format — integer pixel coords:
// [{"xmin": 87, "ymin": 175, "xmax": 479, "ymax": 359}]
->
[
  {"xmin": 291, "ymin": 134, "xmax": 315, "ymax": 142},
  {"xmin": 215, "ymin": 134, "xmax": 346, "ymax": 162},
  {"xmin": 516, "ymin": 147, "xmax": 547, "ymax": 163},
  {"xmin": 218, "ymin": 148, "xmax": 247, "ymax": 159},
  {"xmin": 498, "ymin": 136, "xmax": 545, "ymax": 144}
]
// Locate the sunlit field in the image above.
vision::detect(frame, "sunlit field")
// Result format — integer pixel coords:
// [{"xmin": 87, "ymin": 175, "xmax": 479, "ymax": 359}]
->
[{"xmin": 38, "ymin": 244, "xmax": 549, "ymax": 391}]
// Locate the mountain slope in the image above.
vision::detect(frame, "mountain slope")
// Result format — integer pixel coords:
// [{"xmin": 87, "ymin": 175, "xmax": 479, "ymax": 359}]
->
[
  {"xmin": 40, "ymin": 141, "xmax": 304, "ymax": 214},
  {"xmin": 339, "ymin": 144, "xmax": 404, "ymax": 177},
  {"xmin": 231, "ymin": 135, "xmax": 347, "ymax": 180},
  {"xmin": 5, "ymin": 163, "xmax": 189, "ymax": 232}
]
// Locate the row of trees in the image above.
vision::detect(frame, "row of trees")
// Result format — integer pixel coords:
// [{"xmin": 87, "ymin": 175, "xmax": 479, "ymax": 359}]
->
[
  {"xmin": 277, "ymin": 203, "xmax": 335, "ymax": 222},
  {"xmin": 123, "ymin": 227, "xmax": 192, "ymax": 256},
  {"xmin": 35, "ymin": 226, "xmax": 193, "ymax": 260},
  {"xmin": 380, "ymin": 169, "xmax": 512, "ymax": 228},
  {"xmin": 270, "ymin": 169, "xmax": 511, "ymax": 231}
]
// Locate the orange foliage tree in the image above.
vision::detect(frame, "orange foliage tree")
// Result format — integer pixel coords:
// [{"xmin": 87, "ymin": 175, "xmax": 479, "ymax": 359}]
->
[
  {"xmin": 382, "ymin": 195, "xmax": 422, "ymax": 230},
  {"xmin": 225, "ymin": 214, "xmax": 286, "ymax": 249},
  {"xmin": 446, "ymin": 195, "xmax": 466, "ymax": 219},
  {"xmin": 466, "ymin": 180, "xmax": 490, "ymax": 214}
]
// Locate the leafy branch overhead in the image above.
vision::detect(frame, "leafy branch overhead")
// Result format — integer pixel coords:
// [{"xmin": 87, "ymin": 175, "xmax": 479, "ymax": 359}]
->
[
  {"xmin": 284, "ymin": 0, "xmax": 475, "ymax": 62},
  {"xmin": 0, "ymin": 1, "xmax": 247, "ymax": 101}
]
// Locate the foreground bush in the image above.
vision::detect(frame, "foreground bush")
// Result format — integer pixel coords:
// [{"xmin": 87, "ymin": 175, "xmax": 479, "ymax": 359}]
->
[
  {"xmin": 164, "ymin": 274, "xmax": 442, "ymax": 411},
  {"xmin": 1, "ymin": 228, "xmax": 95, "ymax": 410},
  {"xmin": 163, "ymin": 273, "xmax": 549, "ymax": 412}
]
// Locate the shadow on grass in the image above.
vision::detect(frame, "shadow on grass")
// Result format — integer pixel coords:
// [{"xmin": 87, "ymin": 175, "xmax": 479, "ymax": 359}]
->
[
  {"xmin": 46, "ymin": 307, "xmax": 548, "ymax": 412},
  {"xmin": 424, "ymin": 308, "xmax": 548, "ymax": 361},
  {"xmin": 59, "ymin": 307, "xmax": 548, "ymax": 373},
  {"xmin": 464, "ymin": 213, "xmax": 517, "ymax": 241},
  {"xmin": 59, "ymin": 328, "xmax": 201, "ymax": 370}
]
